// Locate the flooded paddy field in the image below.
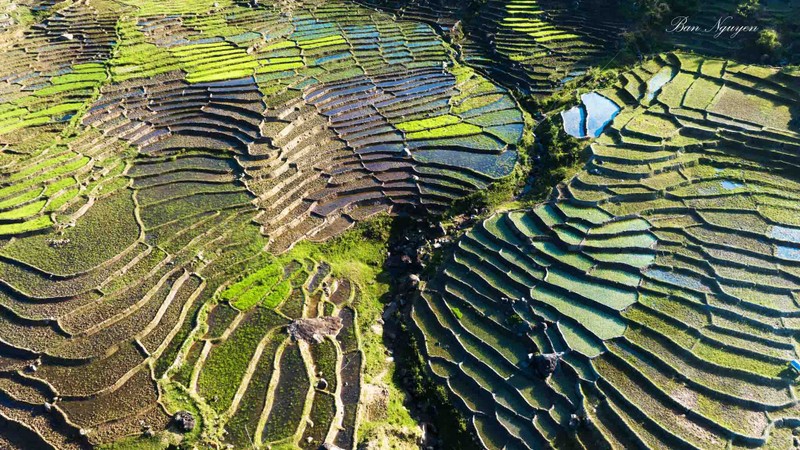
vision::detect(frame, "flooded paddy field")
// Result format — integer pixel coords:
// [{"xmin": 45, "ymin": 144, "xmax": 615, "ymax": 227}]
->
[{"xmin": 1, "ymin": 0, "xmax": 800, "ymax": 449}]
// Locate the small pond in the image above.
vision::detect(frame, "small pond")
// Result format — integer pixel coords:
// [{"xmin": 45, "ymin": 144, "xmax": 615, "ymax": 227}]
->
[
  {"xmin": 721, "ymin": 180, "xmax": 744, "ymax": 190},
  {"xmin": 561, "ymin": 92, "xmax": 620, "ymax": 138},
  {"xmin": 583, "ymin": 92, "xmax": 621, "ymax": 138},
  {"xmin": 561, "ymin": 104, "xmax": 586, "ymax": 138},
  {"xmin": 645, "ymin": 66, "xmax": 676, "ymax": 102}
]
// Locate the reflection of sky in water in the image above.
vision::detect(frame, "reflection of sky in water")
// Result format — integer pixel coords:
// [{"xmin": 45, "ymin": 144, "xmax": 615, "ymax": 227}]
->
[
  {"xmin": 561, "ymin": 70, "xmax": 585, "ymax": 84},
  {"xmin": 645, "ymin": 269, "xmax": 710, "ymax": 292},
  {"xmin": 771, "ymin": 226, "xmax": 800, "ymax": 244},
  {"xmin": 776, "ymin": 245, "xmax": 800, "ymax": 261},
  {"xmin": 695, "ymin": 180, "xmax": 743, "ymax": 195},
  {"xmin": 561, "ymin": 93, "xmax": 620, "ymax": 138},
  {"xmin": 646, "ymin": 66, "xmax": 676, "ymax": 101},
  {"xmin": 412, "ymin": 148, "xmax": 517, "ymax": 178},
  {"xmin": 721, "ymin": 180, "xmax": 743, "ymax": 190},
  {"xmin": 561, "ymin": 104, "xmax": 586, "ymax": 138},
  {"xmin": 582, "ymin": 92, "xmax": 620, "ymax": 138}
]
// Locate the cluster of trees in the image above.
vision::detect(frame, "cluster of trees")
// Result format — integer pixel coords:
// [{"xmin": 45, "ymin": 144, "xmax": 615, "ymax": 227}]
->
[
  {"xmin": 445, "ymin": 0, "xmax": 794, "ymax": 64},
  {"xmin": 525, "ymin": 116, "xmax": 585, "ymax": 200},
  {"xmin": 617, "ymin": 0, "xmax": 792, "ymax": 64},
  {"xmin": 734, "ymin": 0, "xmax": 786, "ymax": 62}
]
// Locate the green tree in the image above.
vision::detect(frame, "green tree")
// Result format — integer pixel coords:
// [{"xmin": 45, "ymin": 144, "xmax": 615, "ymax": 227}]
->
[
  {"xmin": 630, "ymin": 0, "xmax": 698, "ymax": 24},
  {"xmin": 635, "ymin": 0, "xmax": 671, "ymax": 24},
  {"xmin": 449, "ymin": 20, "xmax": 465, "ymax": 46},
  {"xmin": 527, "ymin": 116, "xmax": 586, "ymax": 199},
  {"xmin": 737, "ymin": 0, "xmax": 760, "ymax": 17},
  {"xmin": 756, "ymin": 28, "xmax": 781, "ymax": 56}
]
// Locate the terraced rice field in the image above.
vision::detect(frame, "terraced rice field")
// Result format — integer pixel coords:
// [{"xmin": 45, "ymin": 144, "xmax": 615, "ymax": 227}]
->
[
  {"xmin": 194, "ymin": 261, "xmax": 365, "ymax": 450},
  {"xmin": 0, "ymin": 0, "xmax": 523, "ymax": 448},
  {"xmin": 463, "ymin": 0, "xmax": 624, "ymax": 94},
  {"xmin": 667, "ymin": 0, "xmax": 800, "ymax": 61},
  {"xmin": 3, "ymin": 0, "xmax": 800, "ymax": 449},
  {"xmin": 414, "ymin": 52, "xmax": 800, "ymax": 449},
  {"xmin": 1, "ymin": 0, "xmax": 524, "ymax": 249},
  {"xmin": 358, "ymin": 0, "xmax": 625, "ymax": 95}
]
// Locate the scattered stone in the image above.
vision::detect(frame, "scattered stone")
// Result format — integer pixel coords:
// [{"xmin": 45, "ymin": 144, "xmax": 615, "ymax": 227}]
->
[
  {"xmin": 173, "ymin": 410, "xmax": 195, "ymax": 432},
  {"xmin": 43, "ymin": 402, "xmax": 52, "ymax": 412},
  {"xmin": 381, "ymin": 301, "xmax": 398, "ymax": 320},
  {"xmin": 47, "ymin": 238, "xmax": 71, "ymax": 248},
  {"xmin": 532, "ymin": 353, "xmax": 559, "ymax": 378},
  {"xmin": 288, "ymin": 317, "xmax": 343, "ymax": 343}
]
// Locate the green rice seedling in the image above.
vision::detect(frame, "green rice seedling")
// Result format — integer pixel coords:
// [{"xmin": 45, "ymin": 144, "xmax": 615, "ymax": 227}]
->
[
  {"xmin": 198, "ymin": 308, "xmax": 287, "ymax": 413},
  {"xmin": 262, "ymin": 342, "xmax": 311, "ymax": 443},
  {"xmin": 1, "ymin": 191, "xmax": 138, "ymax": 273}
]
